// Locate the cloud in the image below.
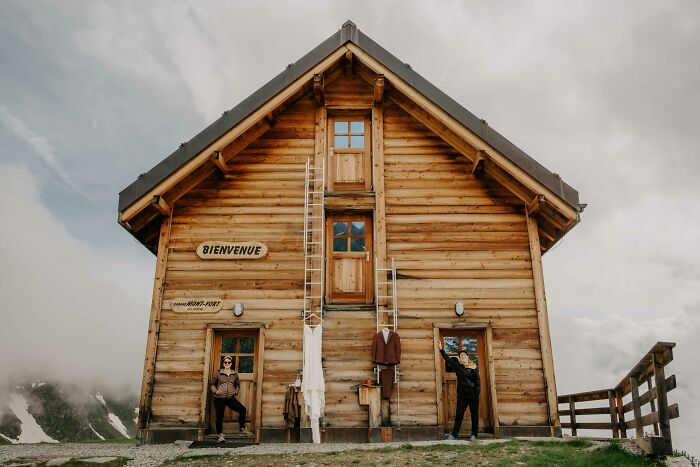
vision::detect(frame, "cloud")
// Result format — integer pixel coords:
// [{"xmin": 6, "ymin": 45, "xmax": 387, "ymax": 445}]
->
[
  {"xmin": 0, "ymin": 162, "xmax": 150, "ymax": 396},
  {"xmin": 0, "ymin": 104, "xmax": 94, "ymax": 202}
]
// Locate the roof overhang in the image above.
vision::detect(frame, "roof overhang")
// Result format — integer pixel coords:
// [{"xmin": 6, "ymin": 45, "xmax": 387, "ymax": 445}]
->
[{"xmin": 118, "ymin": 21, "xmax": 583, "ymax": 253}]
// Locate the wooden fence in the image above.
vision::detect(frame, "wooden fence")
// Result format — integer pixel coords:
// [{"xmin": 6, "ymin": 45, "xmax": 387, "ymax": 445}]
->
[{"xmin": 558, "ymin": 342, "xmax": 679, "ymax": 455}]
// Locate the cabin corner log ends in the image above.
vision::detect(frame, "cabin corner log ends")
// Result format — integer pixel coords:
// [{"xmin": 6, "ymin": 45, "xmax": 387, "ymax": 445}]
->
[
  {"xmin": 558, "ymin": 342, "xmax": 679, "ymax": 456},
  {"xmin": 120, "ymin": 22, "xmax": 585, "ymax": 444}
]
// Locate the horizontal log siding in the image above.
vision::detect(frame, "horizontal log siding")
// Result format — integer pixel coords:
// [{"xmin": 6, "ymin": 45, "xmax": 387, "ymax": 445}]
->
[
  {"xmin": 151, "ymin": 97, "xmax": 314, "ymax": 428},
  {"xmin": 383, "ymin": 101, "xmax": 548, "ymax": 427}
]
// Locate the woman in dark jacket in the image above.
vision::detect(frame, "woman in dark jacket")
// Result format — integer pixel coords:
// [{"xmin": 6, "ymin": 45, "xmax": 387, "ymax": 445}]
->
[
  {"xmin": 437, "ymin": 340, "xmax": 481, "ymax": 440},
  {"xmin": 210, "ymin": 357, "xmax": 251, "ymax": 441}
]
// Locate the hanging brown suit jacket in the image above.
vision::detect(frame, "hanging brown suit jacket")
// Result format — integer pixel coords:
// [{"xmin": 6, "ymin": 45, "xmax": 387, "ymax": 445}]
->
[{"xmin": 372, "ymin": 331, "xmax": 401, "ymax": 365}]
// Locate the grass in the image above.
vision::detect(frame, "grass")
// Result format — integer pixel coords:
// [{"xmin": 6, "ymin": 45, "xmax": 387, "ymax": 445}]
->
[
  {"xmin": 162, "ymin": 439, "xmax": 665, "ymax": 466},
  {"xmin": 36, "ymin": 457, "xmax": 130, "ymax": 467}
]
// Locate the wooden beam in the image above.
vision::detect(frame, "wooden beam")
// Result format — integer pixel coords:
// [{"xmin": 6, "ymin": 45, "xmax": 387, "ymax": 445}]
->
[
  {"xmin": 150, "ymin": 195, "xmax": 171, "ymax": 216},
  {"xmin": 136, "ymin": 215, "xmax": 172, "ymax": 439},
  {"xmin": 120, "ymin": 46, "xmax": 348, "ymax": 223},
  {"xmin": 629, "ymin": 375, "xmax": 644, "ymax": 438},
  {"xmin": 486, "ymin": 325, "xmax": 500, "ymax": 438},
  {"xmin": 432, "ymin": 328, "xmax": 444, "ymax": 427},
  {"xmin": 653, "ymin": 351, "xmax": 673, "ymax": 454},
  {"xmin": 526, "ymin": 211, "xmax": 560, "ymax": 429},
  {"xmin": 313, "ymin": 73, "xmax": 324, "ymax": 107},
  {"xmin": 527, "ymin": 195, "xmax": 546, "ymax": 216},
  {"xmin": 210, "ymin": 151, "xmax": 230, "ymax": 174},
  {"xmin": 471, "ymin": 151, "xmax": 485, "ymax": 175},
  {"xmin": 373, "ymin": 75, "xmax": 384, "ymax": 106},
  {"xmin": 345, "ymin": 50, "xmax": 353, "ymax": 76}
]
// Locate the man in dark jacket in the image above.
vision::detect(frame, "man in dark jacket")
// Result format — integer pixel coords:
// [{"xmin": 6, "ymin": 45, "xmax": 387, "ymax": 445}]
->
[{"xmin": 437, "ymin": 340, "xmax": 480, "ymax": 440}]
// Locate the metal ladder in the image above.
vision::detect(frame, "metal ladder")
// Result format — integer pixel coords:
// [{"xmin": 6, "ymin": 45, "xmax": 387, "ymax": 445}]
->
[
  {"xmin": 375, "ymin": 257, "xmax": 400, "ymax": 426},
  {"xmin": 303, "ymin": 158, "xmax": 325, "ymax": 328}
]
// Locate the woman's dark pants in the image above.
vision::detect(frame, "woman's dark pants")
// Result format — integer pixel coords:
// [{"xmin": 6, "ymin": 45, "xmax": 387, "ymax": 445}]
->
[
  {"xmin": 453, "ymin": 396, "xmax": 479, "ymax": 438},
  {"xmin": 213, "ymin": 397, "xmax": 247, "ymax": 433}
]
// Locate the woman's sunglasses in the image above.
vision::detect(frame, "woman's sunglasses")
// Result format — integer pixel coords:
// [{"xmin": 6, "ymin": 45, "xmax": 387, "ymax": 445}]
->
[{"xmin": 224, "ymin": 361, "xmax": 232, "ymax": 364}]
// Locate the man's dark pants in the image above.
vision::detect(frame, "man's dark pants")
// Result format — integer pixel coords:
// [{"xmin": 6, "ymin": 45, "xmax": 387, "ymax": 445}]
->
[{"xmin": 453, "ymin": 396, "xmax": 479, "ymax": 438}]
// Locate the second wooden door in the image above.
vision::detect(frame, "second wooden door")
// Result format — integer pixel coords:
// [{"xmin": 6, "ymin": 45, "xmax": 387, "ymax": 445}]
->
[{"xmin": 326, "ymin": 213, "xmax": 373, "ymax": 304}]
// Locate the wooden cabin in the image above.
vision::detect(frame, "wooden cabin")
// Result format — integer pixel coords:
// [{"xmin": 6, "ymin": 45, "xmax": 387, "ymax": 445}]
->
[{"xmin": 118, "ymin": 21, "xmax": 584, "ymax": 444}]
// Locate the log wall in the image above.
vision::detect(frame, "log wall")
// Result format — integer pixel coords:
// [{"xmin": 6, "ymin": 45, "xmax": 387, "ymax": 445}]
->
[
  {"xmin": 146, "ymin": 74, "xmax": 550, "ymax": 433},
  {"xmin": 383, "ymin": 100, "xmax": 548, "ymax": 426},
  {"xmin": 150, "ymin": 96, "xmax": 314, "ymax": 428}
]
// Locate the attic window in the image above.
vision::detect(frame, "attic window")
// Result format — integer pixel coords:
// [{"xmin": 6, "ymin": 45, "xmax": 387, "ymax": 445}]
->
[{"xmin": 333, "ymin": 120, "xmax": 364, "ymax": 149}]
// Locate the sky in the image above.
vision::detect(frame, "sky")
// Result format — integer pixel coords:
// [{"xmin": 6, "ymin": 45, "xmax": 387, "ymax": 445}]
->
[{"xmin": 1, "ymin": 0, "xmax": 698, "ymax": 454}]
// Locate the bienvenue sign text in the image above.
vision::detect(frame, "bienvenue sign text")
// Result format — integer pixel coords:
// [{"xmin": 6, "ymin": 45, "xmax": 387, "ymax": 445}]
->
[{"xmin": 196, "ymin": 241, "xmax": 268, "ymax": 260}]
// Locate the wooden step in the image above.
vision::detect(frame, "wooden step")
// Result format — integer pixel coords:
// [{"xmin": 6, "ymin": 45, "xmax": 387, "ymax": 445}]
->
[{"xmin": 324, "ymin": 304, "xmax": 376, "ymax": 312}]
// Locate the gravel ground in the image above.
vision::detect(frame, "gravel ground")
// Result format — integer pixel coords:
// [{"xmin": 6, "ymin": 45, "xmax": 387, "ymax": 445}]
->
[
  {"xmin": 1, "ymin": 439, "xmax": 510, "ymax": 466},
  {"xmin": 3, "ymin": 437, "xmax": 690, "ymax": 466}
]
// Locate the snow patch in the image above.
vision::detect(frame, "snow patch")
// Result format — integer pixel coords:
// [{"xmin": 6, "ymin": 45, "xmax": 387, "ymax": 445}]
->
[
  {"xmin": 0, "ymin": 432, "xmax": 17, "ymax": 444},
  {"xmin": 95, "ymin": 393, "xmax": 106, "ymax": 407},
  {"xmin": 30, "ymin": 381, "xmax": 45, "ymax": 388},
  {"xmin": 107, "ymin": 413, "xmax": 130, "ymax": 438},
  {"xmin": 89, "ymin": 423, "xmax": 105, "ymax": 440},
  {"xmin": 7, "ymin": 393, "xmax": 58, "ymax": 443},
  {"xmin": 95, "ymin": 393, "xmax": 130, "ymax": 438}
]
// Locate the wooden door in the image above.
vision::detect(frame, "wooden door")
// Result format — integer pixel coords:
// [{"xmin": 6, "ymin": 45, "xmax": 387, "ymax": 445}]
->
[
  {"xmin": 209, "ymin": 331, "xmax": 258, "ymax": 433},
  {"xmin": 328, "ymin": 115, "xmax": 371, "ymax": 191},
  {"xmin": 440, "ymin": 331, "xmax": 491, "ymax": 434},
  {"xmin": 326, "ymin": 213, "xmax": 373, "ymax": 304}
]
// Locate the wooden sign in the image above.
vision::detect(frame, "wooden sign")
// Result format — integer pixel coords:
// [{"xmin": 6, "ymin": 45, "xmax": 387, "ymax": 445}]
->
[
  {"xmin": 196, "ymin": 241, "xmax": 268, "ymax": 260},
  {"xmin": 172, "ymin": 298, "xmax": 224, "ymax": 313}
]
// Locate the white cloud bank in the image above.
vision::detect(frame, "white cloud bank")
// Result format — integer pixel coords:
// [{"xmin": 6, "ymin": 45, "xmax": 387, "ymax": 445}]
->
[{"xmin": 0, "ymin": 163, "xmax": 150, "ymax": 395}]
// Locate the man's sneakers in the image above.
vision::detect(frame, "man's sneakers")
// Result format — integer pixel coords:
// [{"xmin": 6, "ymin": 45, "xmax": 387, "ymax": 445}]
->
[
  {"xmin": 469, "ymin": 434, "xmax": 478, "ymax": 441},
  {"xmin": 217, "ymin": 433, "xmax": 225, "ymax": 443},
  {"xmin": 446, "ymin": 434, "xmax": 459, "ymax": 440}
]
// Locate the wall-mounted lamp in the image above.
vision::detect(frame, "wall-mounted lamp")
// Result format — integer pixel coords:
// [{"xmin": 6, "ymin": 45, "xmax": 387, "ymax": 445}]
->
[
  {"xmin": 233, "ymin": 302, "xmax": 244, "ymax": 317},
  {"xmin": 454, "ymin": 301, "xmax": 464, "ymax": 317}
]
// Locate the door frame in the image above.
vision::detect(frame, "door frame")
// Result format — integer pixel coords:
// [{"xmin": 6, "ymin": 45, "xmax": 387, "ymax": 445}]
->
[
  {"xmin": 326, "ymin": 112, "xmax": 372, "ymax": 192},
  {"xmin": 199, "ymin": 322, "xmax": 266, "ymax": 442},
  {"xmin": 432, "ymin": 322, "xmax": 500, "ymax": 437},
  {"xmin": 325, "ymin": 212, "xmax": 374, "ymax": 304}
]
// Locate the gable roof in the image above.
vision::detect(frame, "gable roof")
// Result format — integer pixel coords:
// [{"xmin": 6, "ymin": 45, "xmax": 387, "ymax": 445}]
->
[{"xmin": 118, "ymin": 20, "xmax": 581, "ymax": 214}]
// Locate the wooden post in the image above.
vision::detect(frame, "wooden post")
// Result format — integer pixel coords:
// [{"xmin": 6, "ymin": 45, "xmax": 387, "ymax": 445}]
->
[
  {"xmin": 486, "ymin": 325, "xmax": 500, "ymax": 437},
  {"xmin": 381, "ymin": 399, "xmax": 391, "ymax": 426},
  {"xmin": 629, "ymin": 376, "xmax": 644, "ymax": 438},
  {"xmin": 255, "ymin": 326, "xmax": 266, "ymax": 442},
  {"xmin": 608, "ymin": 389, "xmax": 619, "ymax": 438},
  {"xmin": 653, "ymin": 351, "xmax": 673, "ymax": 454},
  {"xmin": 136, "ymin": 214, "xmax": 173, "ymax": 439},
  {"xmin": 433, "ymin": 328, "xmax": 444, "ymax": 427},
  {"xmin": 647, "ymin": 377, "xmax": 659, "ymax": 436},
  {"xmin": 369, "ymin": 388, "xmax": 381, "ymax": 428},
  {"xmin": 616, "ymin": 388, "xmax": 627, "ymax": 438},
  {"xmin": 526, "ymin": 212, "xmax": 560, "ymax": 428},
  {"xmin": 568, "ymin": 396, "xmax": 577, "ymax": 436}
]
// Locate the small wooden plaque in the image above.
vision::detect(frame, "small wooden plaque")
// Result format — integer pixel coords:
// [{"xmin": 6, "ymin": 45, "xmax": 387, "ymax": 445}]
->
[
  {"xmin": 171, "ymin": 298, "xmax": 224, "ymax": 313},
  {"xmin": 196, "ymin": 241, "xmax": 268, "ymax": 260}
]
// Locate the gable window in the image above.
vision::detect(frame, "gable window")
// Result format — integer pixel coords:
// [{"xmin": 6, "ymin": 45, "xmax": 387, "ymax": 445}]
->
[{"xmin": 328, "ymin": 114, "xmax": 371, "ymax": 191}]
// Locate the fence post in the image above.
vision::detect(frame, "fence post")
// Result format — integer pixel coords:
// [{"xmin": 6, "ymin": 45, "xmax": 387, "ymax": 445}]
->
[
  {"xmin": 646, "ymin": 377, "xmax": 659, "ymax": 436},
  {"xmin": 653, "ymin": 351, "xmax": 673, "ymax": 454},
  {"xmin": 608, "ymin": 389, "xmax": 619, "ymax": 438},
  {"xmin": 568, "ymin": 396, "xmax": 577, "ymax": 436},
  {"xmin": 615, "ymin": 388, "xmax": 627, "ymax": 438},
  {"xmin": 629, "ymin": 376, "xmax": 644, "ymax": 438}
]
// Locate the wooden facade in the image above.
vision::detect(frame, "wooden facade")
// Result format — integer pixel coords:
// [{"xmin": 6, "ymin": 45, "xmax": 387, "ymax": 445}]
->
[{"xmin": 119, "ymin": 23, "xmax": 582, "ymax": 443}]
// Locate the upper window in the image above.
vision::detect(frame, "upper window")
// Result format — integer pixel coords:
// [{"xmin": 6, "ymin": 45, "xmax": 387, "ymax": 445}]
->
[{"xmin": 334, "ymin": 120, "xmax": 365, "ymax": 149}]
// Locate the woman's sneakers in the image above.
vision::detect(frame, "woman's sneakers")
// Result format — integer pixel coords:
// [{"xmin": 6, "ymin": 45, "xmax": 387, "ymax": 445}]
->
[
  {"xmin": 469, "ymin": 434, "xmax": 478, "ymax": 441},
  {"xmin": 239, "ymin": 427, "xmax": 253, "ymax": 436},
  {"xmin": 217, "ymin": 433, "xmax": 225, "ymax": 443}
]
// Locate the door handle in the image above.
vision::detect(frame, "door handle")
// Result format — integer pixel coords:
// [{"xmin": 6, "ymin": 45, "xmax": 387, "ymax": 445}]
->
[{"xmin": 366, "ymin": 250, "xmax": 370, "ymax": 262}]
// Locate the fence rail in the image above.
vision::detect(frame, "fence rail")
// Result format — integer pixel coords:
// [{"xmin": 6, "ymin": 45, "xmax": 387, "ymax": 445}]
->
[{"xmin": 557, "ymin": 342, "xmax": 679, "ymax": 455}]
